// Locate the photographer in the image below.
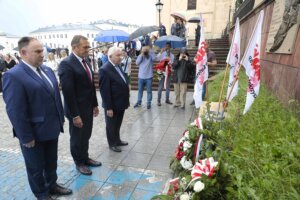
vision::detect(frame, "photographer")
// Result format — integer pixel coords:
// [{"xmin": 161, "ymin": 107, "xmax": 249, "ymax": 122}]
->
[
  {"xmin": 120, "ymin": 50, "xmax": 132, "ymax": 89},
  {"xmin": 172, "ymin": 48, "xmax": 195, "ymax": 109},
  {"xmin": 134, "ymin": 46, "xmax": 156, "ymax": 109}
]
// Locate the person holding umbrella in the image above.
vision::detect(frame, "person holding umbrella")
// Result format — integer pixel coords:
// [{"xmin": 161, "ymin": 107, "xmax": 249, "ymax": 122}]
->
[{"xmin": 195, "ymin": 23, "xmax": 201, "ymax": 47}]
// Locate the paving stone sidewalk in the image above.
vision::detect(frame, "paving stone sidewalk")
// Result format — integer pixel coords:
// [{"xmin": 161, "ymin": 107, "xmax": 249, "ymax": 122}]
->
[{"xmin": 0, "ymin": 91, "xmax": 195, "ymax": 200}]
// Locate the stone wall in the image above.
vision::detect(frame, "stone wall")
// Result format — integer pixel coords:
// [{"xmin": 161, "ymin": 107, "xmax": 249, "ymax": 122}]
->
[{"xmin": 232, "ymin": 0, "xmax": 300, "ymax": 105}]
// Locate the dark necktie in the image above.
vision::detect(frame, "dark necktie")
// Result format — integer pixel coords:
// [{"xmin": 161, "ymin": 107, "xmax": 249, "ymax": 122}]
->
[
  {"xmin": 36, "ymin": 67, "xmax": 54, "ymax": 93},
  {"xmin": 82, "ymin": 59, "xmax": 92, "ymax": 82}
]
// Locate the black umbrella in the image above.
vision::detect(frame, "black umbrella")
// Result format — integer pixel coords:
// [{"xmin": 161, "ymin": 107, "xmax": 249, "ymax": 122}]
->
[
  {"xmin": 0, "ymin": 44, "xmax": 4, "ymax": 50},
  {"xmin": 129, "ymin": 25, "xmax": 159, "ymax": 40},
  {"xmin": 188, "ymin": 16, "xmax": 201, "ymax": 23}
]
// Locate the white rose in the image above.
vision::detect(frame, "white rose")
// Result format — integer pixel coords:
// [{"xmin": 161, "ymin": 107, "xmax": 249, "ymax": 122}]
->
[
  {"xmin": 180, "ymin": 192, "xmax": 190, "ymax": 200},
  {"xmin": 178, "ymin": 137, "xmax": 185, "ymax": 145},
  {"xmin": 183, "ymin": 141, "xmax": 192, "ymax": 151},
  {"xmin": 194, "ymin": 181, "xmax": 205, "ymax": 192},
  {"xmin": 184, "ymin": 131, "xmax": 189, "ymax": 139},
  {"xmin": 180, "ymin": 156, "xmax": 193, "ymax": 169}
]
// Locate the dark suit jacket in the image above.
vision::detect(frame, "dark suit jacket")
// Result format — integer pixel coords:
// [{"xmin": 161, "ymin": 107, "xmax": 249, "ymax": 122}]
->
[
  {"xmin": 3, "ymin": 62, "xmax": 64, "ymax": 144},
  {"xmin": 59, "ymin": 53, "xmax": 98, "ymax": 119},
  {"xmin": 99, "ymin": 61, "xmax": 129, "ymax": 110}
]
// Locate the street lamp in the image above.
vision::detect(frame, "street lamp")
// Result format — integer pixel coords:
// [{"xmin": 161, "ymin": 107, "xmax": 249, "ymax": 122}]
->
[{"xmin": 155, "ymin": 0, "xmax": 164, "ymax": 26}]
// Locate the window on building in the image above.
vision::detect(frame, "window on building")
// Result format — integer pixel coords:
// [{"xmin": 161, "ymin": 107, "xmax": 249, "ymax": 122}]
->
[
  {"xmin": 187, "ymin": 0, "xmax": 197, "ymax": 10},
  {"xmin": 44, "ymin": 35, "xmax": 47, "ymax": 39},
  {"xmin": 57, "ymin": 34, "xmax": 59, "ymax": 38},
  {"xmin": 91, "ymin": 34, "xmax": 94, "ymax": 38},
  {"xmin": 54, "ymin": 44, "xmax": 56, "ymax": 48},
  {"xmin": 62, "ymin": 45, "xmax": 64, "ymax": 48},
  {"xmin": 60, "ymin": 34, "xmax": 63, "ymax": 38},
  {"xmin": 50, "ymin": 43, "xmax": 52, "ymax": 48},
  {"xmin": 49, "ymin": 35, "xmax": 51, "ymax": 39},
  {"xmin": 92, "ymin": 42, "xmax": 94, "ymax": 47},
  {"xmin": 53, "ymin": 34, "xmax": 55, "ymax": 38},
  {"xmin": 87, "ymin": 33, "xmax": 90, "ymax": 38},
  {"xmin": 65, "ymin": 34, "xmax": 67, "ymax": 38}
]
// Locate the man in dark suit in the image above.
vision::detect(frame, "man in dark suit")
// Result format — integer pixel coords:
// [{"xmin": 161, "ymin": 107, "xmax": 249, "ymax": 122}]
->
[
  {"xmin": 59, "ymin": 35, "xmax": 101, "ymax": 175},
  {"xmin": 3, "ymin": 37, "xmax": 72, "ymax": 200},
  {"xmin": 99, "ymin": 46, "xmax": 129, "ymax": 152}
]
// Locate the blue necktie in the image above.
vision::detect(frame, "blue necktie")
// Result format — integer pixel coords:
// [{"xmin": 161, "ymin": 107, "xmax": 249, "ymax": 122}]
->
[{"xmin": 36, "ymin": 67, "xmax": 54, "ymax": 94}]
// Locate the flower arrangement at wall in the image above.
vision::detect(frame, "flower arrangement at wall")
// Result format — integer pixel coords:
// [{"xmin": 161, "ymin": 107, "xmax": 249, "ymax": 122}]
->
[{"xmin": 152, "ymin": 116, "xmax": 230, "ymax": 200}]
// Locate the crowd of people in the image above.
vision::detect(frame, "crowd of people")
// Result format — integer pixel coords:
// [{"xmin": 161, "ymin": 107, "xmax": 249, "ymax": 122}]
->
[{"xmin": 0, "ymin": 17, "xmax": 217, "ymax": 199}]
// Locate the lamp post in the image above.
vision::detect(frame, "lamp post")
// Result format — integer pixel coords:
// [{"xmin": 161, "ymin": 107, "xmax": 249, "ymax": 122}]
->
[{"xmin": 155, "ymin": 0, "xmax": 164, "ymax": 26}]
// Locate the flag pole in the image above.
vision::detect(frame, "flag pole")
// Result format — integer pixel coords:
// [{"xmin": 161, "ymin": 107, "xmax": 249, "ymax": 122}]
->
[
  {"xmin": 223, "ymin": 64, "xmax": 242, "ymax": 109},
  {"xmin": 217, "ymin": 63, "xmax": 229, "ymax": 115}
]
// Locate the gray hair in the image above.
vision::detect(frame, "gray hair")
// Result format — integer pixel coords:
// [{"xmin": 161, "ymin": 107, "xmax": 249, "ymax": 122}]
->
[{"xmin": 107, "ymin": 46, "xmax": 122, "ymax": 58}]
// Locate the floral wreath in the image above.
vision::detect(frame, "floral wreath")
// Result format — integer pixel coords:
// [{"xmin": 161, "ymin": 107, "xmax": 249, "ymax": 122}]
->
[{"xmin": 152, "ymin": 117, "xmax": 221, "ymax": 200}]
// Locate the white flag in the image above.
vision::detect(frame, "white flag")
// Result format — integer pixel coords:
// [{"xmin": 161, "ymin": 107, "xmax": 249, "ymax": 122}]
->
[
  {"xmin": 193, "ymin": 14, "xmax": 208, "ymax": 108},
  {"xmin": 240, "ymin": 10, "xmax": 264, "ymax": 114},
  {"xmin": 226, "ymin": 18, "xmax": 240, "ymax": 101}
]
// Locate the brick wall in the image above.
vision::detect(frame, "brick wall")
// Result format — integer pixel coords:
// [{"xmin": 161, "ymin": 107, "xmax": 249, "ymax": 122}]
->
[{"xmin": 232, "ymin": 0, "xmax": 300, "ymax": 105}]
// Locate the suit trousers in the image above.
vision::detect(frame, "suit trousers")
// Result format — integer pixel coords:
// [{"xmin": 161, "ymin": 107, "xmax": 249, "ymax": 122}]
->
[
  {"xmin": 174, "ymin": 83, "xmax": 188, "ymax": 107},
  {"xmin": 69, "ymin": 108, "xmax": 93, "ymax": 165},
  {"xmin": 104, "ymin": 109, "xmax": 125, "ymax": 147},
  {"xmin": 20, "ymin": 138, "xmax": 58, "ymax": 199}
]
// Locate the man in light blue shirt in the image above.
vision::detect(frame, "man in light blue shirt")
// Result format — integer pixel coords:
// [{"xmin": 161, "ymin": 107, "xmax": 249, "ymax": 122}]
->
[{"xmin": 134, "ymin": 46, "xmax": 156, "ymax": 109}]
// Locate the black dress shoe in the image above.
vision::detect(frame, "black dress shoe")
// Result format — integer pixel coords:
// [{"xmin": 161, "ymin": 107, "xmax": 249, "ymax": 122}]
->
[
  {"xmin": 109, "ymin": 146, "xmax": 122, "ymax": 152},
  {"xmin": 76, "ymin": 164, "xmax": 92, "ymax": 175},
  {"xmin": 86, "ymin": 158, "xmax": 102, "ymax": 167},
  {"xmin": 37, "ymin": 196, "xmax": 54, "ymax": 200},
  {"xmin": 49, "ymin": 183, "xmax": 72, "ymax": 196},
  {"xmin": 117, "ymin": 140, "xmax": 128, "ymax": 146},
  {"xmin": 165, "ymin": 100, "xmax": 173, "ymax": 105}
]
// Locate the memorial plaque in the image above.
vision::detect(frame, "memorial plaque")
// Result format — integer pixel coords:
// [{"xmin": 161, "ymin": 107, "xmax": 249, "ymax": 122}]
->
[{"xmin": 266, "ymin": 0, "xmax": 300, "ymax": 54}]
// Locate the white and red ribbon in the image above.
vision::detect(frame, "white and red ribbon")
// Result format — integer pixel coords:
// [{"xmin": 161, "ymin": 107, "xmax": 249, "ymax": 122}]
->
[{"xmin": 191, "ymin": 157, "xmax": 218, "ymax": 181}]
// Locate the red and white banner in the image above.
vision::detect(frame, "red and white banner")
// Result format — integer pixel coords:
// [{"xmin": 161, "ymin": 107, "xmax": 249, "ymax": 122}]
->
[
  {"xmin": 226, "ymin": 18, "xmax": 240, "ymax": 101},
  {"xmin": 241, "ymin": 10, "xmax": 264, "ymax": 114},
  {"xmin": 193, "ymin": 13, "xmax": 208, "ymax": 108}
]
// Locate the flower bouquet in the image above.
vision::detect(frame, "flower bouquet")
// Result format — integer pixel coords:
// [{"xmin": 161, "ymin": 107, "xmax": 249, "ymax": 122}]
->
[{"xmin": 154, "ymin": 58, "xmax": 172, "ymax": 81}]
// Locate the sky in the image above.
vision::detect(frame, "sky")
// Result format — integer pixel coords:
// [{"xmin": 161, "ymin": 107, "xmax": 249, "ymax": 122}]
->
[{"xmin": 0, "ymin": 0, "xmax": 157, "ymax": 35}]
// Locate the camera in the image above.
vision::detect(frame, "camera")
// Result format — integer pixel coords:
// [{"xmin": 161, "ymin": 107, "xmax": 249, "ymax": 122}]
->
[
  {"xmin": 120, "ymin": 63, "xmax": 125, "ymax": 67},
  {"xmin": 182, "ymin": 55, "xmax": 186, "ymax": 59},
  {"xmin": 144, "ymin": 51, "xmax": 149, "ymax": 56}
]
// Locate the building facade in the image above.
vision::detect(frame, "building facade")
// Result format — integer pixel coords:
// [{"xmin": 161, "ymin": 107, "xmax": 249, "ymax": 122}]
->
[
  {"xmin": 0, "ymin": 31, "xmax": 21, "ymax": 52},
  {"xmin": 158, "ymin": 0, "xmax": 234, "ymax": 39},
  {"xmin": 29, "ymin": 24, "xmax": 101, "ymax": 50},
  {"xmin": 29, "ymin": 20, "xmax": 140, "ymax": 52}
]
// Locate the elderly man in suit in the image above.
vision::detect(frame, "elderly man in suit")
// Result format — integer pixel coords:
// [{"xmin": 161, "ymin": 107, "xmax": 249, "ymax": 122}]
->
[
  {"xmin": 59, "ymin": 35, "xmax": 101, "ymax": 175},
  {"xmin": 99, "ymin": 46, "xmax": 130, "ymax": 152},
  {"xmin": 3, "ymin": 37, "xmax": 72, "ymax": 200}
]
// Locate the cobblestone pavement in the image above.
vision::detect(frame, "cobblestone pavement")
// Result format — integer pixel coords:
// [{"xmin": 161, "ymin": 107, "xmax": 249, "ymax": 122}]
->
[{"xmin": 0, "ymin": 91, "xmax": 195, "ymax": 200}]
